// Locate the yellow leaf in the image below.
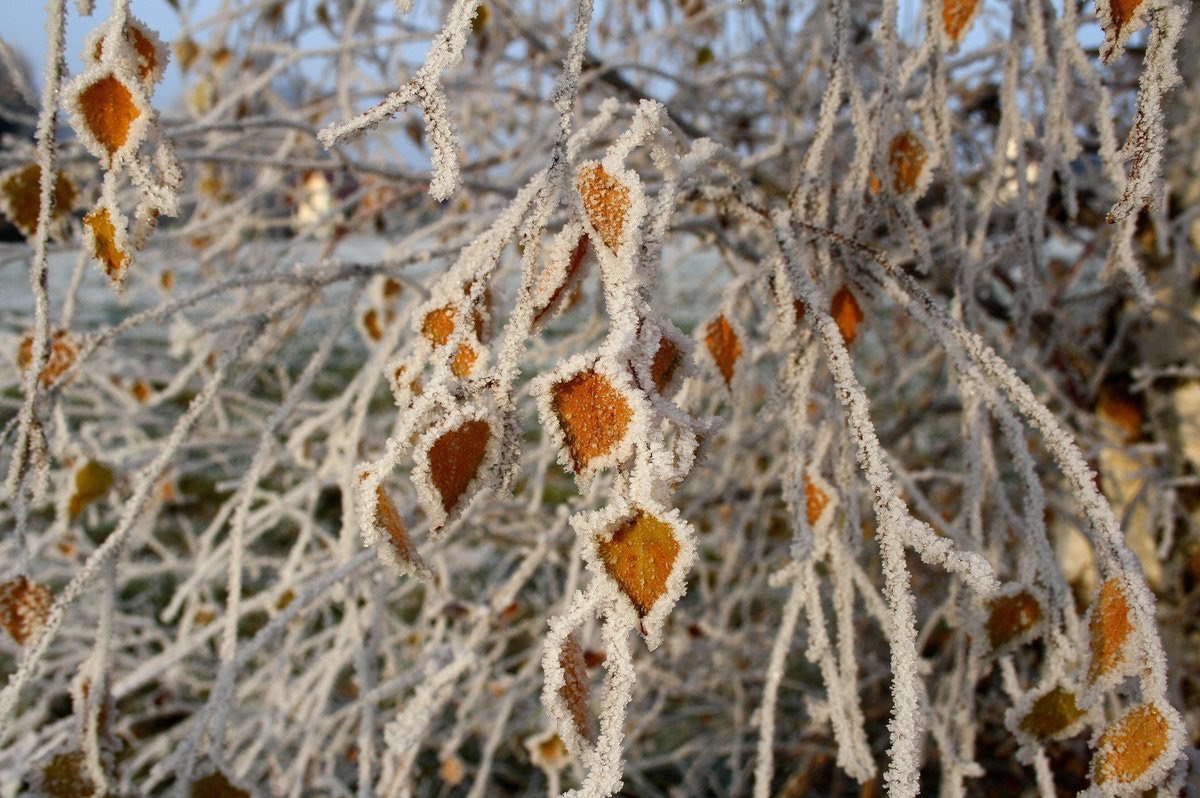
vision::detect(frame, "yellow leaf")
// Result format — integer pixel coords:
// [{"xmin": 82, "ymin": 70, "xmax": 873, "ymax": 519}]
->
[
  {"xmin": 69, "ymin": 460, "xmax": 114, "ymax": 520},
  {"xmin": 598, "ymin": 511, "xmax": 681, "ymax": 617},
  {"xmin": 1017, "ymin": 686, "xmax": 1086, "ymax": 740},
  {"xmin": 83, "ymin": 205, "xmax": 131, "ymax": 283}
]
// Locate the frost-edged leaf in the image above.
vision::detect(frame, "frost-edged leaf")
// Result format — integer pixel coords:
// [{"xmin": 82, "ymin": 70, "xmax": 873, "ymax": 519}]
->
[
  {"xmin": 1091, "ymin": 702, "xmax": 1183, "ymax": 792},
  {"xmin": 0, "ymin": 576, "xmax": 53, "ymax": 646},
  {"xmin": 65, "ymin": 70, "xmax": 148, "ymax": 165},
  {"xmin": 1012, "ymin": 685, "xmax": 1088, "ymax": 742},
  {"xmin": 532, "ymin": 231, "xmax": 589, "ymax": 327},
  {"xmin": 599, "ymin": 511, "xmax": 680, "ymax": 617},
  {"xmin": 450, "ymin": 342, "xmax": 479, "ymax": 378},
  {"xmin": 831, "ymin": 286, "xmax": 864, "ymax": 345},
  {"xmin": 536, "ymin": 354, "xmax": 642, "ymax": 487},
  {"xmin": 940, "ymin": 0, "xmax": 980, "ymax": 45},
  {"xmin": 577, "ymin": 499, "xmax": 697, "ymax": 649},
  {"xmin": 358, "ymin": 472, "xmax": 430, "ymax": 579},
  {"xmin": 576, "ymin": 162, "xmax": 631, "ymax": 252},
  {"xmin": 1097, "ymin": 0, "xmax": 1149, "ymax": 62},
  {"xmin": 650, "ymin": 336, "xmax": 683, "ymax": 393},
  {"xmin": 83, "ymin": 204, "xmax": 132, "ymax": 285},
  {"xmin": 1086, "ymin": 578, "xmax": 1135, "ymax": 686},
  {"xmin": 558, "ymin": 633, "xmax": 595, "ymax": 743},
  {"xmin": 633, "ymin": 318, "xmax": 692, "ymax": 398},
  {"xmin": 703, "ymin": 314, "xmax": 741, "ymax": 389},
  {"xmin": 887, "ymin": 131, "xmax": 929, "ymax": 195},
  {"xmin": 984, "ymin": 585, "xmax": 1044, "ymax": 651},
  {"xmin": 68, "ymin": 459, "xmax": 114, "ymax": 520},
  {"xmin": 17, "ymin": 329, "xmax": 78, "ymax": 387},
  {"xmin": 87, "ymin": 17, "xmax": 169, "ymax": 89},
  {"xmin": 0, "ymin": 164, "xmax": 76, "ymax": 240},
  {"xmin": 411, "ymin": 408, "xmax": 497, "ymax": 532}
]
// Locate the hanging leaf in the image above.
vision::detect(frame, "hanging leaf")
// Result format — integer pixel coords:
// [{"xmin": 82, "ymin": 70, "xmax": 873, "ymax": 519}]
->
[
  {"xmin": 532, "ymin": 233, "xmax": 589, "ymax": 326},
  {"xmin": 0, "ymin": 164, "xmax": 76, "ymax": 240},
  {"xmin": 412, "ymin": 411, "xmax": 495, "ymax": 531},
  {"xmin": 360, "ymin": 473, "xmax": 429, "ymax": 578},
  {"xmin": 0, "ymin": 576, "xmax": 53, "ymax": 646},
  {"xmin": 1015, "ymin": 685, "xmax": 1086, "ymax": 741},
  {"xmin": 68, "ymin": 460, "xmax": 114, "ymax": 520},
  {"xmin": 66, "ymin": 71, "xmax": 146, "ymax": 164},
  {"xmin": 887, "ymin": 131, "xmax": 928, "ymax": 195},
  {"xmin": 558, "ymin": 633, "xmax": 595, "ymax": 743},
  {"xmin": 83, "ymin": 204, "xmax": 132, "ymax": 284},
  {"xmin": 451, "ymin": 342, "xmax": 478, "ymax": 378},
  {"xmin": 88, "ymin": 18, "xmax": 169, "ymax": 89},
  {"xmin": 830, "ymin": 286, "xmax": 865, "ymax": 345},
  {"xmin": 984, "ymin": 586, "xmax": 1043, "ymax": 651},
  {"xmin": 704, "ymin": 314, "xmax": 741, "ymax": 389},
  {"xmin": 598, "ymin": 511, "xmax": 682, "ymax": 618},
  {"xmin": 1091, "ymin": 702, "xmax": 1178, "ymax": 789},
  {"xmin": 17, "ymin": 329, "xmax": 78, "ymax": 387},
  {"xmin": 940, "ymin": 0, "xmax": 980, "ymax": 45},
  {"xmin": 549, "ymin": 365, "xmax": 634, "ymax": 475},
  {"xmin": 650, "ymin": 336, "xmax": 683, "ymax": 393},
  {"xmin": 1086, "ymin": 578, "xmax": 1134, "ymax": 685},
  {"xmin": 576, "ymin": 162, "xmax": 631, "ymax": 252},
  {"xmin": 1098, "ymin": 0, "xmax": 1147, "ymax": 61}
]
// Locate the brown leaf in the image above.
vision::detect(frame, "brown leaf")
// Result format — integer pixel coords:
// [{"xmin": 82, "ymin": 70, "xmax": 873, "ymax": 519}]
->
[
  {"xmin": 831, "ymin": 286, "xmax": 864, "ymax": 345},
  {"xmin": 426, "ymin": 419, "xmax": 491, "ymax": 518},
  {"xmin": 1017, "ymin": 686, "xmax": 1086, "ymax": 740},
  {"xmin": 0, "ymin": 575, "xmax": 53, "ymax": 646},
  {"xmin": 941, "ymin": 0, "xmax": 979, "ymax": 43},
  {"xmin": 984, "ymin": 588, "xmax": 1043, "ymax": 650},
  {"xmin": 888, "ymin": 132, "xmax": 927, "ymax": 195},
  {"xmin": 0, "ymin": 164, "xmax": 76, "ymax": 239},
  {"xmin": 559, "ymin": 633, "xmax": 595, "ymax": 742}
]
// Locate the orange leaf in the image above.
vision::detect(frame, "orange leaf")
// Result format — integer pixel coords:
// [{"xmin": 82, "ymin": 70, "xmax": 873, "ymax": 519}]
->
[
  {"xmin": 984, "ymin": 588, "xmax": 1043, "ymax": 650},
  {"xmin": 83, "ymin": 205, "xmax": 131, "ymax": 283},
  {"xmin": 888, "ymin": 131, "xmax": 928, "ymax": 195},
  {"xmin": 0, "ymin": 164, "xmax": 76, "ymax": 239},
  {"xmin": 426, "ymin": 419, "xmax": 491, "ymax": 518},
  {"xmin": 941, "ymin": 0, "xmax": 979, "ymax": 43},
  {"xmin": 1106, "ymin": 0, "xmax": 1145, "ymax": 42},
  {"xmin": 1097, "ymin": 387, "xmax": 1141, "ymax": 443},
  {"xmin": 704, "ymin": 315, "xmax": 741, "ymax": 389},
  {"xmin": 830, "ymin": 286, "xmax": 864, "ymax": 344},
  {"xmin": 1093, "ymin": 703, "xmax": 1171, "ymax": 787},
  {"xmin": 576, "ymin": 163, "xmax": 631, "ymax": 252},
  {"xmin": 551, "ymin": 368, "xmax": 633, "ymax": 473},
  {"xmin": 1087, "ymin": 578, "xmax": 1134, "ymax": 683},
  {"xmin": 598, "ymin": 511, "xmax": 681, "ymax": 617},
  {"xmin": 803, "ymin": 475, "xmax": 828, "ymax": 525},
  {"xmin": 76, "ymin": 73, "xmax": 142, "ymax": 158},
  {"xmin": 0, "ymin": 576, "xmax": 53, "ymax": 646},
  {"xmin": 17, "ymin": 329, "xmax": 78, "ymax": 387}
]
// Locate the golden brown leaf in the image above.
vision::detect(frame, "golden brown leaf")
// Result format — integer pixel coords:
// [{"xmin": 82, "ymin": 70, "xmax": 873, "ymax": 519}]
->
[
  {"xmin": 0, "ymin": 164, "xmax": 76, "ymax": 239},
  {"xmin": 598, "ymin": 511, "xmax": 681, "ymax": 617},
  {"xmin": 1017, "ymin": 686, "xmax": 1086, "ymax": 740},
  {"xmin": 888, "ymin": 131, "xmax": 928, "ymax": 195},
  {"xmin": 650, "ymin": 336, "xmax": 683, "ymax": 393},
  {"xmin": 941, "ymin": 0, "xmax": 979, "ymax": 43},
  {"xmin": 17, "ymin": 329, "xmax": 78, "ymax": 387},
  {"xmin": 985, "ymin": 588, "xmax": 1043, "ymax": 650},
  {"xmin": 69, "ymin": 460, "xmax": 114, "ymax": 520},
  {"xmin": 559, "ymin": 633, "xmax": 595, "ymax": 742},
  {"xmin": 83, "ymin": 206, "xmax": 130, "ymax": 282}
]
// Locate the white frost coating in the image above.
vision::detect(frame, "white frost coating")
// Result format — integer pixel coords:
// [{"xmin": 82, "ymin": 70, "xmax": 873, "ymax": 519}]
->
[{"xmin": 318, "ymin": 0, "xmax": 481, "ymax": 200}]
